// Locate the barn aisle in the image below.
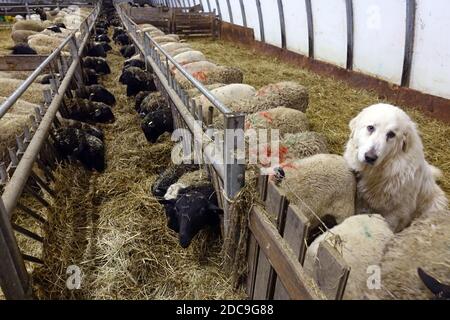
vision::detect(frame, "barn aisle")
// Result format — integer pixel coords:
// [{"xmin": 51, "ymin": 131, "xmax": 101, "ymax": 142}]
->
[{"xmin": 31, "ymin": 30, "xmax": 244, "ymax": 300}]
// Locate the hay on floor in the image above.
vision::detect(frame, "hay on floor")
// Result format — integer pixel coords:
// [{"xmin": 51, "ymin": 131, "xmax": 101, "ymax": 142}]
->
[{"xmin": 31, "ymin": 36, "xmax": 245, "ymax": 300}]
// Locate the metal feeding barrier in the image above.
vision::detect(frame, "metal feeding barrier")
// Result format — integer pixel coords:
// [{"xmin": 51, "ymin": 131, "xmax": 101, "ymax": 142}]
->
[
  {"xmin": 115, "ymin": 2, "xmax": 245, "ymax": 236},
  {"xmin": 0, "ymin": 2, "xmax": 101, "ymax": 299}
]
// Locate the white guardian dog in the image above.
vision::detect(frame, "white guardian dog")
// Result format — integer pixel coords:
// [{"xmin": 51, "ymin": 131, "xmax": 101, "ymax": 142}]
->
[{"xmin": 344, "ymin": 104, "xmax": 448, "ymax": 232}]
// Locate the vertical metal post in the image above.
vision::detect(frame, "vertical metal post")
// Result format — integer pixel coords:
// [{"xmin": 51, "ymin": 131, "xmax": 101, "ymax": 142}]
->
[
  {"xmin": 215, "ymin": 0, "xmax": 222, "ymax": 19},
  {"xmin": 277, "ymin": 0, "xmax": 286, "ymax": 49},
  {"xmin": 345, "ymin": 0, "xmax": 354, "ymax": 70},
  {"xmin": 222, "ymin": 113, "xmax": 246, "ymax": 235},
  {"xmin": 255, "ymin": 0, "xmax": 265, "ymax": 42},
  {"xmin": 68, "ymin": 35, "xmax": 85, "ymax": 91},
  {"xmin": 0, "ymin": 198, "xmax": 32, "ymax": 300},
  {"xmin": 206, "ymin": 0, "xmax": 212, "ymax": 12},
  {"xmin": 239, "ymin": 0, "xmax": 247, "ymax": 27},
  {"xmin": 305, "ymin": 0, "xmax": 314, "ymax": 58},
  {"xmin": 226, "ymin": 0, "xmax": 233, "ymax": 23},
  {"xmin": 401, "ymin": 0, "xmax": 416, "ymax": 87}
]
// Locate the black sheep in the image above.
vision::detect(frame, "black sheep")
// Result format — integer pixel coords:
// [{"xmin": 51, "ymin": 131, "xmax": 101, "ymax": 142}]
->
[
  {"xmin": 115, "ymin": 33, "xmax": 131, "ymax": 46},
  {"xmin": 53, "ymin": 127, "xmax": 106, "ymax": 172},
  {"xmin": 83, "ymin": 68, "xmax": 99, "ymax": 85},
  {"xmin": 55, "ymin": 22, "xmax": 66, "ymax": 29},
  {"xmin": 151, "ymin": 164, "xmax": 199, "ymax": 199},
  {"xmin": 124, "ymin": 58, "xmax": 146, "ymax": 70},
  {"xmin": 120, "ymin": 44, "xmax": 136, "ymax": 58},
  {"xmin": 113, "ymin": 27, "xmax": 125, "ymax": 39},
  {"xmin": 95, "ymin": 27, "xmax": 107, "ymax": 35},
  {"xmin": 138, "ymin": 92, "xmax": 166, "ymax": 116},
  {"xmin": 11, "ymin": 44, "xmax": 37, "ymax": 55},
  {"xmin": 64, "ymin": 119, "xmax": 105, "ymax": 141},
  {"xmin": 119, "ymin": 66, "xmax": 156, "ymax": 97},
  {"xmin": 75, "ymin": 85, "xmax": 116, "ymax": 106},
  {"xmin": 33, "ymin": 7, "xmax": 47, "ymax": 21},
  {"xmin": 135, "ymin": 91, "xmax": 151, "ymax": 112},
  {"xmin": 95, "ymin": 34, "xmax": 111, "ymax": 43},
  {"xmin": 39, "ymin": 73, "xmax": 60, "ymax": 84},
  {"xmin": 163, "ymin": 184, "xmax": 222, "ymax": 248},
  {"xmin": 46, "ymin": 25, "xmax": 62, "ymax": 33},
  {"xmin": 66, "ymin": 99, "xmax": 115, "ymax": 124},
  {"xmin": 141, "ymin": 109, "xmax": 173, "ymax": 143},
  {"xmin": 86, "ymin": 42, "xmax": 106, "ymax": 58},
  {"xmin": 83, "ymin": 57, "xmax": 111, "ymax": 75},
  {"xmin": 98, "ymin": 42, "xmax": 112, "ymax": 52}
]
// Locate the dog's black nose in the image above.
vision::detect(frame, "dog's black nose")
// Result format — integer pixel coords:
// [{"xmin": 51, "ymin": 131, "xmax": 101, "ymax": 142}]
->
[{"xmin": 364, "ymin": 152, "xmax": 378, "ymax": 164}]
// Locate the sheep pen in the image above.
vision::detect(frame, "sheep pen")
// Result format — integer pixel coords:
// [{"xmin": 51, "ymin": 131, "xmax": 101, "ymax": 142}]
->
[
  {"xmin": 29, "ymin": 35, "xmax": 245, "ymax": 300},
  {"xmin": 188, "ymin": 38, "xmax": 450, "ymax": 198}
]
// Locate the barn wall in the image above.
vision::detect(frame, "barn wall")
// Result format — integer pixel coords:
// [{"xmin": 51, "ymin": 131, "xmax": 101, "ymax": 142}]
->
[{"xmin": 165, "ymin": 0, "xmax": 450, "ymax": 102}]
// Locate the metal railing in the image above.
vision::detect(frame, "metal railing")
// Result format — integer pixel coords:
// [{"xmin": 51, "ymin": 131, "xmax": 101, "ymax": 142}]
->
[
  {"xmin": 115, "ymin": 2, "xmax": 245, "ymax": 235},
  {"xmin": 0, "ymin": 1, "xmax": 101, "ymax": 299}
]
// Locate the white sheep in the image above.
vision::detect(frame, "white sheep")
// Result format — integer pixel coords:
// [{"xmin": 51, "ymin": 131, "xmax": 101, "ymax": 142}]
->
[
  {"xmin": 245, "ymin": 107, "xmax": 310, "ymax": 136},
  {"xmin": 177, "ymin": 65, "xmax": 244, "ymax": 89},
  {"xmin": 0, "ymin": 78, "xmax": 48, "ymax": 103},
  {"xmin": 12, "ymin": 20, "xmax": 45, "ymax": 32},
  {"xmin": 164, "ymin": 169, "xmax": 210, "ymax": 201},
  {"xmin": 365, "ymin": 209, "xmax": 450, "ymax": 300},
  {"xmin": 11, "ymin": 30, "xmax": 38, "ymax": 44},
  {"xmin": 303, "ymin": 214, "xmax": 394, "ymax": 300},
  {"xmin": 230, "ymin": 81, "xmax": 309, "ymax": 114},
  {"xmin": 160, "ymin": 42, "xmax": 192, "ymax": 56},
  {"xmin": 28, "ymin": 34, "xmax": 66, "ymax": 54},
  {"xmin": 152, "ymin": 35, "xmax": 179, "ymax": 44},
  {"xmin": 279, "ymin": 154, "xmax": 356, "ymax": 228},
  {"xmin": 171, "ymin": 50, "xmax": 206, "ymax": 70},
  {"xmin": 194, "ymin": 83, "xmax": 256, "ymax": 121}
]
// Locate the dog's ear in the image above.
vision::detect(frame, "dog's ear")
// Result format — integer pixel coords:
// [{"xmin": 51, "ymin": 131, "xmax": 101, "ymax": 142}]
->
[
  {"xmin": 349, "ymin": 115, "xmax": 360, "ymax": 139},
  {"xmin": 402, "ymin": 123, "xmax": 417, "ymax": 153}
]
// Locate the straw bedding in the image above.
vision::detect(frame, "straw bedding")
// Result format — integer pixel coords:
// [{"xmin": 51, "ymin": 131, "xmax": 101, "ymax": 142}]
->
[{"xmin": 30, "ymin": 38, "xmax": 245, "ymax": 299}]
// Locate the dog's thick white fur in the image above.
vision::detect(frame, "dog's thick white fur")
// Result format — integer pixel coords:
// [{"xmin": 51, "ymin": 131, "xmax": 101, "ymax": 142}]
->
[{"xmin": 344, "ymin": 104, "xmax": 448, "ymax": 232}]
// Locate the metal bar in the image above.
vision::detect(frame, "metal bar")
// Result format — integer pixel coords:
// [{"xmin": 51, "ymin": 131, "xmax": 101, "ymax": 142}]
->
[
  {"xmin": 226, "ymin": 0, "xmax": 233, "ymax": 23},
  {"xmin": 215, "ymin": 0, "xmax": 222, "ymax": 20},
  {"xmin": 206, "ymin": 0, "xmax": 211, "ymax": 12},
  {"xmin": 345, "ymin": 0, "xmax": 354, "ymax": 70},
  {"xmin": 0, "ymin": 198, "xmax": 32, "ymax": 300},
  {"xmin": 22, "ymin": 254, "xmax": 44, "ymax": 265},
  {"xmin": 239, "ymin": 0, "xmax": 247, "ymax": 27},
  {"xmin": 12, "ymin": 223, "xmax": 44, "ymax": 243},
  {"xmin": 30, "ymin": 171, "xmax": 55, "ymax": 198},
  {"xmin": 17, "ymin": 203, "xmax": 47, "ymax": 225},
  {"xmin": 401, "ymin": 0, "xmax": 416, "ymax": 87},
  {"xmin": 305, "ymin": 0, "xmax": 314, "ymax": 58},
  {"xmin": 277, "ymin": 0, "xmax": 286, "ymax": 49},
  {"xmin": 255, "ymin": 0, "xmax": 265, "ymax": 42}
]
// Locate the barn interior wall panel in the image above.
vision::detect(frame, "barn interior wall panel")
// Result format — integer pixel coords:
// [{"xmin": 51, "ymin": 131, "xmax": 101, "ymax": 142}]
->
[
  {"xmin": 353, "ymin": 0, "xmax": 406, "ymax": 85},
  {"xmin": 283, "ymin": 0, "xmax": 309, "ymax": 56},
  {"xmin": 410, "ymin": 0, "xmax": 450, "ymax": 99},
  {"xmin": 165, "ymin": 0, "xmax": 450, "ymax": 101}
]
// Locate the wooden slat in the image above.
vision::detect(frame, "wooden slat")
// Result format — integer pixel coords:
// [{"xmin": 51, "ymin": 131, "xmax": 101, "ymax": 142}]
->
[
  {"xmin": 252, "ymin": 249, "xmax": 272, "ymax": 300},
  {"xmin": 273, "ymin": 204, "xmax": 311, "ymax": 299},
  {"xmin": 246, "ymin": 233, "xmax": 259, "ymax": 298},
  {"xmin": 264, "ymin": 180, "xmax": 287, "ymax": 226},
  {"xmin": 313, "ymin": 241, "xmax": 350, "ymax": 300},
  {"xmin": 249, "ymin": 206, "xmax": 324, "ymax": 300},
  {"xmin": 257, "ymin": 173, "xmax": 268, "ymax": 201},
  {"xmin": 0, "ymin": 55, "xmax": 49, "ymax": 71}
]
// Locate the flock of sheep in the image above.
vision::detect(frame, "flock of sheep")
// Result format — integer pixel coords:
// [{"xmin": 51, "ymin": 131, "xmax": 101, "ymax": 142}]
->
[
  {"xmin": 116, "ymin": 21, "xmax": 449, "ymax": 300},
  {"xmin": 0, "ymin": 2, "xmax": 447, "ymax": 300}
]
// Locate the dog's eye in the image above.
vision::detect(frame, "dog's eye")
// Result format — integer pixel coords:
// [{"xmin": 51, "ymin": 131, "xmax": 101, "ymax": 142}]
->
[
  {"xmin": 386, "ymin": 131, "xmax": 396, "ymax": 140},
  {"xmin": 367, "ymin": 125, "xmax": 375, "ymax": 134}
]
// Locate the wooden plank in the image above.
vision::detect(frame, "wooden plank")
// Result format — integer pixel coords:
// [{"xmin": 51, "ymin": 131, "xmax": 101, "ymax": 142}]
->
[
  {"xmin": 273, "ymin": 204, "xmax": 311, "ymax": 300},
  {"xmin": 313, "ymin": 241, "xmax": 350, "ymax": 300},
  {"xmin": 249, "ymin": 206, "xmax": 324, "ymax": 300},
  {"xmin": 257, "ymin": 173, "xmax": 268, "ymax": 201},
  {"xmin": 264, "ymin": 180, "xmax": 287, "ymax": 227},
  {"xmin": 0, "ymin": 55, "xmax": 49, "ymax": 71},
  {"xmin": 252, "ymin": 248, "xmax": 272, "ymax": 300},
  {"xmin": 246, "ymin": 234, "xmax": 259, "ymax": 298}
]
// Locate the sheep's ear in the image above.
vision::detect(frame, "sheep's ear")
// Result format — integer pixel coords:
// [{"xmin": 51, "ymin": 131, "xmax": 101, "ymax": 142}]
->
[
  {"xmin": 208, "ymin": 203, "xmax": 223, "ymax": 215},
  {"xmin": 402, "ymin": 123, "xmax": 415, "ymax": 153}
]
